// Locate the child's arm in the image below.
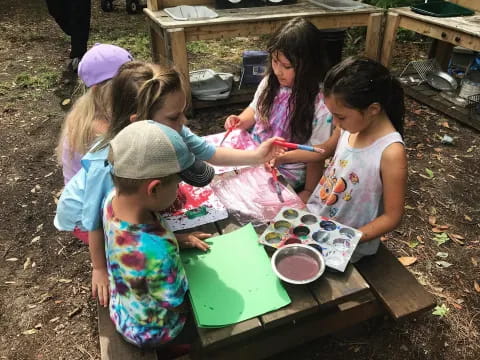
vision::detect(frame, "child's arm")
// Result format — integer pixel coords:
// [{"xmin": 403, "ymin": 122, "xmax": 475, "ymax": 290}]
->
[
  {"xmin": 89, "ymin": 229, "xmax": 109, "ymax": 307},
  {"xmin": 208, "ymin": 136, "xmax": 285, "ymax": 166},
  {"xmin": 274, "ymin": 127, "xmax": 341, "ymax": 165},
  {"xmin": 298, "ymin": 161, "xmax": 325, "ymax": 203},
  {"xmin": 358, "ymin": 142, "xmax": 407, "ymax": 242},
  {"xmin": 224, "ymin": 106, "xmax": 256, "ymax": 130},
  {"xmin": 176, "ymin": 231, "xmax": 212, "ymax": 252}
]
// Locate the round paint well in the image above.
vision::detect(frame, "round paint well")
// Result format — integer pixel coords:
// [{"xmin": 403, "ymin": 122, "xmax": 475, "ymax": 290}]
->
[
  {"xmin": 276, "ymin": 254, "xmax": 320, "ymax": 282},
  {"xmin": 293, "ymin": 226, "xmax": 310, "ymax": 237},
  {"xmin": 339, "ymin": 228, "xmax": 356, "ymax": 239},
  {"xmin": 312, "ymin": 230, "xmax": 329, "ymax": 244},
  {"xmin": 273, "ymin": 220, "xmax": 292, "ymax": 234},
  {"xmin": 284, "ymin": 237, "xmax": 301, "ymax": 245},
  {"xmin": 282, "ymin": 209, "xmax": 299, "ymax": 220},
  {"xmin": 300, "ymin": 214, "xmax": 317, "ymax": 225},
  {"xmin": 265, "ymin": 232, "xmax": 282, "ymax": 245},
  {"xmin": 308, "ymin": 243, "xmax": 324, "ymax": 254},
  {"xmin": 333, "ymin": 238, "xmax": 351, "ymax": 251},
  {"xmin": 325, "ymin": 254, "xmax": 343, "ymax": 267},
  {"xmin": 320, "ymin": 220, "xmax": 337, "ymax": 231}
]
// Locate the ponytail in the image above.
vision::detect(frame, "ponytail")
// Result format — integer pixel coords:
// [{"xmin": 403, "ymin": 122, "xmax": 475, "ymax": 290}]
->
[{"xmin": 323, "ymin": 56, "xmax": 405, "ymax": 136}]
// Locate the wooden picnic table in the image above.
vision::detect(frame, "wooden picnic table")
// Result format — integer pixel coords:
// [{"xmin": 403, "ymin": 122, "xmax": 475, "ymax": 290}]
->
[
  {"xmin": 98, "ymin": 174, "xmax": 436, "ymax": 359},
  {"xmin": 144, "ymin": 0, "xmax": 385, "ymax": 104}
]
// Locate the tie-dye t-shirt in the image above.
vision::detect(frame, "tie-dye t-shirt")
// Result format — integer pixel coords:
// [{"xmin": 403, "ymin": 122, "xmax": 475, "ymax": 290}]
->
[
  {"xmin": 103, "ymin": 190, "xmax": 188, "ymax": 347},
  {"xmin": 248, "ymin": 77, "xmax": 332, "ymax": 189},
  {"xmin": 307, "ymin": 130, "xmax": 404, "ymax": 262}
]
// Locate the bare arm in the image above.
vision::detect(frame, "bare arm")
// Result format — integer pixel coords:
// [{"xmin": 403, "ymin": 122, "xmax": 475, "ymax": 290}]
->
[
  {"xmin": 89, "ymin": 229, "xmax": 109, "ymax": 307},
  {"xmin": 224, "ymin": 107, "xmax": 256, "ymax": 130},
  {"xmin": 358, "ymin": 142, "xmax": 407, "ymax": 242}
]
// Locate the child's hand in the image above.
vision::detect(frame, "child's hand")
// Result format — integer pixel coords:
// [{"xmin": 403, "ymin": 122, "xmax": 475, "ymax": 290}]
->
[
  {"xmin": 256, "ymin": 137, "xmax": 286, "ymax": 164},
  {"xmin": 92, "ymin": 268, "xmax": 109, "ymax": 307},
  {"xmin": 224, "ymin": 115, "xmax": 243, "ymax": 130},
  {"xmin": 176, "ymin": 232, "xmax": 212, "ymax": 251},
  {"xmin": 298, "ymin": 189, "xmax": 313, "ymax": 204}
]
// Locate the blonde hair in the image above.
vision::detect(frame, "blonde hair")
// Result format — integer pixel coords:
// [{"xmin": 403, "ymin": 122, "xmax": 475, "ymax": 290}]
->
[
  {"xmin": 93, "ymin": 61, "xmax": 185, "ymax": 152},
  {"xmin": 56, "ymin": 81, "xmax": 112, "ymax": 163}
]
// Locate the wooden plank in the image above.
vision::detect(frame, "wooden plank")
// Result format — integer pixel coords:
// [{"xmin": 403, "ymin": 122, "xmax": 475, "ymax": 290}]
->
[
  {"xmin": 309, "ymin": 263, "xmax": 370, "ymax": 308},
  {"xmin": 197, "ymin": 297, "xmax": 384, "ymax": 360},
  {"xmin": 355, "ymin": 243, "xmax": 436, "ymax": 320},
  {"xmin": 365, "ymin": 12, "xmax": 384, "ymax": 61},
  {"xmin": 392, "ymin": 7, "xmax": 480, "ymax": 39},
  {"xmin": 167, "ymin": 28, "xmax": 191, "ymax": 101},
  {"xmin": 398, "ymin": 15, "xmax": 480, "ymax": 51},
  {"xmin": 161, "ymin": 0, "xmax": 214, "ymax": 7},
  {"xmin": 97, "ymin": 303, "xmax": 158, "ymax": 360},
  {"xmin": 380, "ymin": 12, "xmax": 400, "ymax": 67},
  {"xmin": 146, "ymin": 0, "xmax": 162, "ymax": 11},
  {"xmin": 403, "ymin": 83, "xmax": 480, "ymax": 131}
]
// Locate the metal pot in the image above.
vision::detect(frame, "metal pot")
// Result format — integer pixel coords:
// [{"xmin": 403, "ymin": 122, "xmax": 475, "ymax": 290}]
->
[{"xmin": 425, "ymin": 70, "xmax": 458, "ymax": 91}]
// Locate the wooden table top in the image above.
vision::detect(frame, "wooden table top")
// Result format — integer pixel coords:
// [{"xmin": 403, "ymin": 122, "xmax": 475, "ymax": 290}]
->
[
  {"xmin": 190, "ymin": 215, "xmax": 370, "ymax": 349},
  {"xmin": 391, "ymin": 7, "xmax": 480, "ymax": 38},
  {"xmin": 145, "ymin": 1, "xmax": 383, "ymax": 29}
]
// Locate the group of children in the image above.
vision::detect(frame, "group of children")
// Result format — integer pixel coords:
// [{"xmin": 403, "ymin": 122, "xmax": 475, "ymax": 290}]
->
[{"xmin": 54, "ymin": 17, "xmax": 407, "ymax": 350}]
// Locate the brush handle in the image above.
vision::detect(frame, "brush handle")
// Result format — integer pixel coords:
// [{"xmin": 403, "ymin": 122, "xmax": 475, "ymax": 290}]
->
[
  {"xmin": 273, "ymin": 140, "xmax": 325, "ymax": 153},
  {"xmin": 219, "ymin": 119, "xmax": 240, "ymax": 146}
]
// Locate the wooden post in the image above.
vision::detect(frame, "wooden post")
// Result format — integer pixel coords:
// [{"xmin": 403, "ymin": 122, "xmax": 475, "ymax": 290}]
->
[
  {"xmin": 147, "ymin": 0, "xmax": 163, "ymax": 11},
  {"xmin": 149, "ymin": 25, "xmax": 168, "ymax": 64},
  {"xmin": 428, "ymin": 40, "xmax": 454, "ymax": 71},
  {"xmin": 380, "ymin": 12, "xmax": 400, "ymax": 68},
  {"xmin": 365, "ymin": 12, "xmax": 384, "ymax": 61},
  {"xmin": 167, "ymin": 28, "xmax": 191, "ymax": 105}
]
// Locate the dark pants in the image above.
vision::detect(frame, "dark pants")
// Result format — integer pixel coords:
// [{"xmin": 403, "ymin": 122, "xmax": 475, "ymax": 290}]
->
[{"xmin": 46, "ymin": 0, "xmax": 91, "ymax": 59}]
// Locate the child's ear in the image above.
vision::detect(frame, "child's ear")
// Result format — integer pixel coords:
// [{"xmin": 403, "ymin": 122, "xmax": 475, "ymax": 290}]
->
[
  {"xmin": 367, "ymin": 102, "xmax": 382, "ymax": 117},
  {"xmin": 146, "ymin": 179, "xmax": 162, "ymax": 195},
  {"xmin": 129, "ymin": 114, "xmax": 138, "ymax": 123}
]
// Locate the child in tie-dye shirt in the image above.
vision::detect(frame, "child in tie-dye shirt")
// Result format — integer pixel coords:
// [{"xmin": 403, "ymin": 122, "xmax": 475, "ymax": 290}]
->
[
  {"xmin": 103, "ymin": 121, "xmax": 213, "ymax": 347},
  {"xmin": 225, "ymin": 17, "xmax": 333, "ymax": 198}
]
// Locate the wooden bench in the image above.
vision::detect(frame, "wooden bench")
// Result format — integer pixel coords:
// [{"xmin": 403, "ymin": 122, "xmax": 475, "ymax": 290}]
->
[
  {"xmin": 144, "ymin": 0, "xmax": 385, "ymax": 106},
  {"xmin": 97, "ymin": 223, "xmax": 436, "ymax": 359}
]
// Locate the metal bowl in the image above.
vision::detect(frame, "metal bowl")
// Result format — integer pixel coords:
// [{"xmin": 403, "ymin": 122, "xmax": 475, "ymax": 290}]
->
[
  {"xmin": 425, "ymin": 70, "xmax": 458, "ymax": 91},
  {"xmin": 271, "ymin": 244, "xmax": 325, "ymax": 285}
]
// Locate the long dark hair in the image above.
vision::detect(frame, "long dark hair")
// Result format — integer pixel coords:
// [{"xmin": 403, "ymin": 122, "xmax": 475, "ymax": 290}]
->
[
  {"xmin": 257, "ymin": 17, "xmax": 329, "ymax": 144},
  {"xmin": 93, "ymin": 61, "xmax": 183, "ymax": 151},
  {"xmin": 323, "ymin": 56, "xmax": 404, "ymax": 135}
]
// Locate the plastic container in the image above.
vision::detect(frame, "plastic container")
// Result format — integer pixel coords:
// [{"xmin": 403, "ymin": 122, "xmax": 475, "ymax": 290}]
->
[
  {"xmin": 411, "ymin": 1, "xmax": 474, "ymax": 17},
  {"xmin": 164, "ymin": 5, "xmax": 218, "ymax": 21},
  {"xmin": 309, "ymin": 0, "xmax": 367, "ymax": 11},
  {"xmin": 190, "ymin": 69, "xmax": 233, "ymax": 101}
]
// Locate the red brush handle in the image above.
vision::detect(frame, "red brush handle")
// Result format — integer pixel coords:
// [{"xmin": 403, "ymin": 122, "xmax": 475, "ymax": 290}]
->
[{"xmin": 273, "ymin": 140, "xmax": 298, "ymax": 150}]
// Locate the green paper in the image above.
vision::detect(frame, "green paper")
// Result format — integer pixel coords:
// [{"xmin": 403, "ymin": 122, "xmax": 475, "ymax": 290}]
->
[{"xmin": 180, "ymin": 223, "xmax": 291, "ymax": 327}]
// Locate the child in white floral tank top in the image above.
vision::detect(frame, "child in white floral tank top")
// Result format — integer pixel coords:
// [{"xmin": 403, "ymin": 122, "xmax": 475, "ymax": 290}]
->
[{"xmin": 306, "ymin": 57, "xmax": 407, "ymax": 262}]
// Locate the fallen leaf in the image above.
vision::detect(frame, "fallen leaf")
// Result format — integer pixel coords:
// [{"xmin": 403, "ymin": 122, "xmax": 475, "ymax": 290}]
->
[
  {"xmin": 450, "ymin": 234, "xmax": 465, "ymax": 240},
  {"xmin": 433, "ymin": 147, "xmax": 442, "ymax": 152},
  {"xmin": 428, "ymin": 216, "xmax": 437, "ymax": 226},
  {"xmin": 437, "ymin": 225, "xmax": 450, "ymax": 230},
  {"xmin": 23, "ymin": 257, "xmax": 31, "ymax": 270},
  {"xmin": 404, "ymin": 205, "xmax": 415, "ymax": 210},
  {"xmin": 464, "ymin": 215, "xmax": 472, "ymax": 222},
  {"xmin": 408, "ymin": 240, "xmax": 419, "ymax": 248},
  {"xmin": 36, "ymin": 224, "xmax": 43, "ymax": 232},
  {"xmin": 472, "ymin": 257, "xmax": 478, "ymax": 267},
  {"xmin": 417, "ymin": 235, "xmax": 424, "ymax": 243},
  {"xmin": 6, "ymin": 258, "xmax": 19, "ymax": 262},
  {"xmin": 452, "ymin": 303, "xmax": 463, "ymax": 310},
  {"xmin": 61, "ymin": 98, "xmax": 71, "ymax": 106},
  {"xmin": 398, "ymin": 257, "xmax": 417, "ymax": 266},
  {"xmin": 425, "ymin": 168, "xmax": 434, "ymax": 179},
  {"xmin": 436, "ymin": 252, "xmax": 449, "ymax": 258},
  {"xmin": 58, "ymin": 278, "xmax": 72, "ymax": 283},
  {"xmin": 432, "ymin": 227, "xmax": 444, "ymax": 233},
  {"xmin": 440, "ymin": 121, "xmax": 450, "ymax": 128},
  {"xmin": 474, "ymin": 281, "xmax": 480, "ymax": 293},
  {"xmin": 22, "ymin": 329, "xmax": 37, "ymax": 335},
  {"xmin": 447, "ymin": 233, "xmax": 465, "ymax": 245},
  {"xmin": 49, "ymin": 317, "xmax": 60, "ymax": 323},
  {"xmin": 435, "ymin": 261, "xmax": 452, "ymax": 268}
]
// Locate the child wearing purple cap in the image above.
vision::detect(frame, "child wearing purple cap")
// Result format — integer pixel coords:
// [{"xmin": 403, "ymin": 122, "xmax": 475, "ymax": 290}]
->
[{"xmin": 56, "ymin": 43, "xmax": 133, "ymax": 244}]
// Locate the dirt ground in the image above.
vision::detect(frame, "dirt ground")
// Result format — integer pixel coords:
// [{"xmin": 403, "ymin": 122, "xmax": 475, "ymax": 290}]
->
[{"xmin": 0, "ymin": 1, "xmax": 479, "ymax": 359}]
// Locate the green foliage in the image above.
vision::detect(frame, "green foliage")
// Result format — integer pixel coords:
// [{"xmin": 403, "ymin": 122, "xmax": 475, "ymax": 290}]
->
[
  {"xmin": 14, "ymin": 67, "xmax": 59, "ymax": 89},
  {"xmin": 432, "ymin": 304, "xmax": 449, "ymax": 318},
  {"xmin": 89, "ymin": 32, "xmax": 151, "ymax": 61}
]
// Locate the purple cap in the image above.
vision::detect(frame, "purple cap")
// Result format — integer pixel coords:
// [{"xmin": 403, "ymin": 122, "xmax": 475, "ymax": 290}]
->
[{"xmin": 78, "ymin": 43, "xmax": 133, "ymax": 87}]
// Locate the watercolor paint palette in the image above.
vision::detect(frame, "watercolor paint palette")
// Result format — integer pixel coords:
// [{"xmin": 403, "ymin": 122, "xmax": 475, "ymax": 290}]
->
[{"xmin": 258, "ymin": 207, "xmax": 362, "ymax": 272}]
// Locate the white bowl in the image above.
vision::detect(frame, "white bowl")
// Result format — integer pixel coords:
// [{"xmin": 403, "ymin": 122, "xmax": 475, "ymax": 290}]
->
[{"xmin": 271, "ymin": 244, "xmax": 325, "ymax": 285}]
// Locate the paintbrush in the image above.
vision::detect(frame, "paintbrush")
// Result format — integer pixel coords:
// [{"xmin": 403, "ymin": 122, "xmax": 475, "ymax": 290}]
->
[
  {"xmin": 273, "ymin": 140, "xmax": 325, "ymax": 154},
  {"xmin": 219, "ymin": 119, "xmax": 240, "ymax": 146},
  {"xmin": 271, "ymin": 167, "xmax": 284, "ymax": 203}
]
